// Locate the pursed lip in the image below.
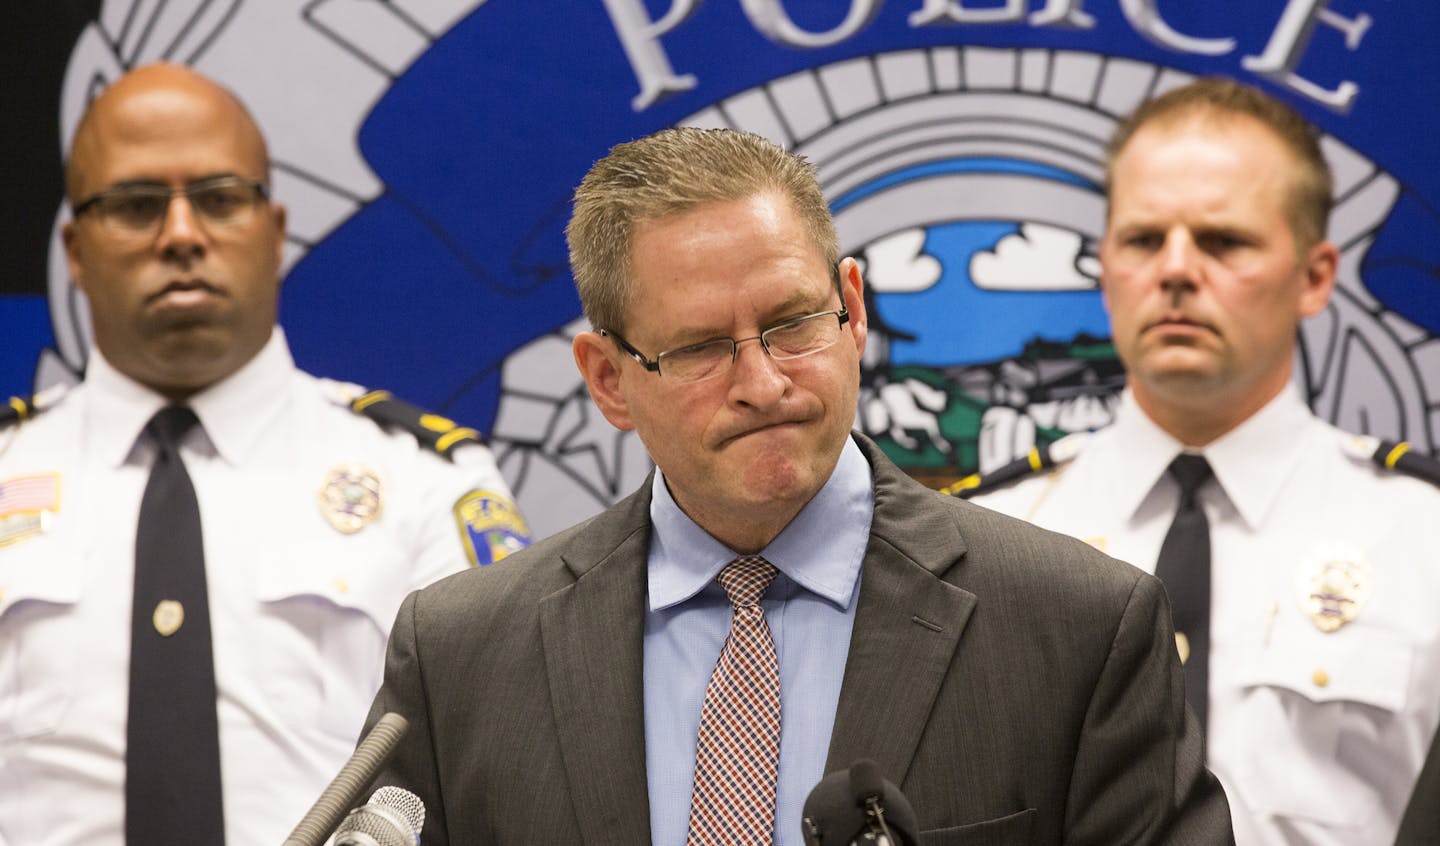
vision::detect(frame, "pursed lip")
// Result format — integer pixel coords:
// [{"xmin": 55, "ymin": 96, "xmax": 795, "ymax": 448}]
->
[{"xmin": 717, "ymin": 418, "xmax": 805, "ymax": 448}]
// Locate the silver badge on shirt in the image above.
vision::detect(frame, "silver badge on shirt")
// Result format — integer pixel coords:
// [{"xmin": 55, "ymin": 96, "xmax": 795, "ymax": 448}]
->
[{"xmin": 318, "ymin": 465, "xmax": 383, "ymax": 534}]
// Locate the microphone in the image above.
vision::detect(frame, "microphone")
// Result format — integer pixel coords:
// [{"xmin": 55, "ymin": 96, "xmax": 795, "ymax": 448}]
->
[
  {"xmin": 801, "ymin": 758, "xmax": 919, "ymax": 845},
  {"xmin": 850, "ymin": 759, "xmax": 897, "ymax": 844},
  {"xmin": 281, "ymin": 712, "xmax": 410, "ymax": 846},
  {"xmin": 333, "ymin": 785, "xmax": 426, "ymax": 845}
]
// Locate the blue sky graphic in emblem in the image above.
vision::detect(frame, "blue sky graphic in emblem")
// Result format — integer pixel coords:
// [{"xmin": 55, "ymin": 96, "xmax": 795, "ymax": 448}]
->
[
  {"xmin": 878, "ymin": 219, "xmax": 1109, "ymax": 367},
  {"xmin": 839, "ymin": 159, "xmax": 1110, "ymax": 367}
]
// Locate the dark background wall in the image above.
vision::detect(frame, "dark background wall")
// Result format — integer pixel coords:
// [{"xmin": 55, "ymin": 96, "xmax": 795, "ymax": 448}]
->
[{"xmin": 2, "ymin": 2, "xmax": 99, "ymax": 296}]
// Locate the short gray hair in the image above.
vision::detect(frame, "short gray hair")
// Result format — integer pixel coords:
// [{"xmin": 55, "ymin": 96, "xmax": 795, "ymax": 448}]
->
[{"xmin": 566, "ymin": 127, "xmax": 839, "ymax": 334}]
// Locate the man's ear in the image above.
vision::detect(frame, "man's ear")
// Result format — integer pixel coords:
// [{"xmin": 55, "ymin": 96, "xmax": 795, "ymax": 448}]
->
[
  {"xmin": 1299, "ymin": 239, "xmax": 1339, "ymax": 319},
  {"xmin": 62, "ymin": 220, "xmax": 86, "ymax": 294},
  {"xmin": 838, "ymin": 257, "xmax": 868, "ymax": 360},
  {"xmin": 573, "ymin": 330, "xmax": 636, "ymax": 432},
  {"xmin": 270, "ymin": 202, "xmax": 288, "ymax": 270},
  {"xmin": 1096, "ymin": 228, "xmax": 1115, "ymax": 309}
]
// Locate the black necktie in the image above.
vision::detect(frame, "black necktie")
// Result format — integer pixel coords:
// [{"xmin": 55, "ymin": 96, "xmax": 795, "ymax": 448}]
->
[
  {"xmin": 126, "ymin": 406, "xmax": 225, "ymax": 844},
  {"xmin": 1154, "ymin": 453, "xmax": 1214, "ymax": 731}
]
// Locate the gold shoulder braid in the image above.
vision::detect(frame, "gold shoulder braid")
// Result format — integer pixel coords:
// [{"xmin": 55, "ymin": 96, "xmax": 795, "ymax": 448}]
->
[{"xmin": 348, "ymin": 390, "xmax": 483, "ymax": 461}]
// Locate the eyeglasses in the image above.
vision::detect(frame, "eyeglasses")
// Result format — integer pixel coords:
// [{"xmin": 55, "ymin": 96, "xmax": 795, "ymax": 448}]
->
[
  {"xmin": 72, "ymin": 175, "xmax": 269, "ymax": 235},
  {"xmin": 602, "ymin": 306, "xmax": 850, "ymax": 385}
]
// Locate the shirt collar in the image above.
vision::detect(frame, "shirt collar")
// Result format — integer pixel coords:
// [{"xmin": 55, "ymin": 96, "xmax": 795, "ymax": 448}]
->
[
  {"xmin": 84, "ymin": 327, "xmax": 292, "ymax": 467},
  {"xmin": 1096, "ymin": 390, "xmax": 1186, "ymax": 523},
  {"xmin": 1107, "ymin": 385, "xmax": 1312, "ymax": 530},
  {"xmin": 647, "ymin": 435, "xmax": 874, "ymax": 612},
  {"xmin": 1203, "ymin": 384, "xmax": 1311, "ymax": 530},
  {"xmin": 84, "ymin": 349, "xmax": 169, "ymax": 469}
]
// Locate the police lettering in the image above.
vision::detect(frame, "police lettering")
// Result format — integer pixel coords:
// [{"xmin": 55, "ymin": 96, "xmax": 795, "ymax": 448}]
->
[{"xmin": 602, "ymin": 0, "xmax": 1373, "ymax": 114}]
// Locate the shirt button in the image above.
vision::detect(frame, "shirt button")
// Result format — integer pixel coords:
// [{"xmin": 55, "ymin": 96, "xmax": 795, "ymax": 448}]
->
[
  {"xmin": 1312, "ymin": 668, "xmax": 1330, "ymax": 688},
  {"xmin": 334, "ymin": 579, "xmax": 350, "ymax": 594}
]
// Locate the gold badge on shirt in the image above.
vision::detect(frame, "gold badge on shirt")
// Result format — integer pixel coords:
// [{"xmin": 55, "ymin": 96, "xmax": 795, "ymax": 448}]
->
[
  {"xmin": 1297, "ymin": 546, "xmax": 1372, "ymax": 633},
  {"xmin": 318, "ymin": 465, "xmax": 383, "ymax": 534}
]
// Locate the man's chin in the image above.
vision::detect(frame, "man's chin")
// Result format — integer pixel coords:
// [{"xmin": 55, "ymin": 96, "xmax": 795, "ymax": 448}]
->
[
  {"xmin": 742, "ymin": 442, "xmax": 844, "ymax": 504},
  {"xmin": 133, "ymin": 336, "xmax": 249, "ymax": 396},
  {"xmin": 1135, "ymin": 346, "xmax": 1224, "ymax": 381},
  {"xmin": 1137, "ymin": 366, "xmax": 1231, "ymax": 403}
]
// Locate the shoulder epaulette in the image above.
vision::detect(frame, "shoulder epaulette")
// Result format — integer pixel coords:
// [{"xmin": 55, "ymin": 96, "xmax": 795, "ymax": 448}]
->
[
  {"xmin": 347, "ymin": 389, "xmax": 485, "ymax": 462},
  {"xmin": 1343, "ymin": 434, "xmax": 1440, "ymax": 488},
  {"xmin": 943, "ymin": 432, "xmax": 1090, "ymax": 499},
  {"xmin": 1, "ymin": 382, "xmax": 69, "ymax": 428},
  {"xmin": 1, "ymin": 395, "xmax": 33, "ymax": 428}
]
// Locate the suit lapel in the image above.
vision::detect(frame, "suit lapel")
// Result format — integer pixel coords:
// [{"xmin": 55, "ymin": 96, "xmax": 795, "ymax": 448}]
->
[
  {"xmin": 539, "ymin": 488, "xmax": 655, "ymax": 844},
  {"xmin": 825, "ymin": 438, "xmax": 978, "ymax": 784}
]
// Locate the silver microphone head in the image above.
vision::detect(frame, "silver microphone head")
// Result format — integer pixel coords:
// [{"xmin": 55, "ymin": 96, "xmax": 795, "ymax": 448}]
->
[{"xmin": 333, "ymin": 786, "xmax": 425, "ymax": 846}]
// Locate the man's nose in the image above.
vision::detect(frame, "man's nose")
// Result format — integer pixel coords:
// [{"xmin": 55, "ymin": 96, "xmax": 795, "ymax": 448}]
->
[
  {"xmin": 154, "ymin": 196, "xmax": 207, "ymax": 259},
  {"xmin": 727, "ymin": 337, "xmax": 787, "ymax": 406},
  {"xmin": 1158, "ymin": 231, "xmax": 1200, "ymax": 292}
]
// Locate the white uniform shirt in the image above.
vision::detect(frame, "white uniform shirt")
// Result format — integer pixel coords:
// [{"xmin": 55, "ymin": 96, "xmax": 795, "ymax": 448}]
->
[
  {"xmin": 972, "ymin": 388, "xmax": 1440, "ymax": 845},
  {"xmin": 0, "ymin": 330, "xmax": 525, "ymax": 846}
]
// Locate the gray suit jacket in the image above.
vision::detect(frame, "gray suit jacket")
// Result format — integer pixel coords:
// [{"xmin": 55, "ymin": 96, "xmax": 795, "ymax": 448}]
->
[
  {"xmin": 1395, "ymin": 723, "xmax": 1440, "ymax": 844},
  {"xmin": 362, "ymin": 435, "xmax": 1231, "ymax": 844}
]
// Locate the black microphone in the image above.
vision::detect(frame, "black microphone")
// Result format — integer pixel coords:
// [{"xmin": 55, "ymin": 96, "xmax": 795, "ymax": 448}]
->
[
  {"xmin": 801, "ymin": 758, "xmax": 919, "ymax": 846},
  {"xmin": 281, "ymin": 712, "xmax": 410, "ymax": 846},
  {"xmin": 333, "ymin": 785, "xmax": 426, "ymax": 845}
]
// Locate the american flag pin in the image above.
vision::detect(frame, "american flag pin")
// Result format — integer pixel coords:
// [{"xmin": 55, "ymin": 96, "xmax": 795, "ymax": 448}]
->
[{"xmin": 0, "ymin": 473, "xmax": 61, "ymax": 548}]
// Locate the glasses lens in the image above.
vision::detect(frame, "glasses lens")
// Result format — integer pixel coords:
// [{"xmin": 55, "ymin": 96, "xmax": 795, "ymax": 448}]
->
[
  {"xmin": 659, "ymin": 339, "xmax": 734, "ymax": 384},
  {"xmin": 100, "ymin": 190, "xmax": 171, "ymax": 230},
  {"xmin": 189, "ymin": 180, "xmax": 260, "ymax": 223},
  {"xmin": 87, "ymin": 179, "xmax": 263, "ymax": 233},
  {"xmin": 763, "ymin": 312, "xmax": 841, "ymax": 359}
]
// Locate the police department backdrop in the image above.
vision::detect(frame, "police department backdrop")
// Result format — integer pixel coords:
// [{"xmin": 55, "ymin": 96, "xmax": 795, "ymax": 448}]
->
[{"xmin": 3, "ymin": 1, "xmax": 1437, "ymax": 539}]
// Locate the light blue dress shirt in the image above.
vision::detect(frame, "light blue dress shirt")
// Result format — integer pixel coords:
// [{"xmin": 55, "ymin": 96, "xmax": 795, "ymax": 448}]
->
[{"xmin": 643, "ymin": 436, "xmax": 874, "ymax": 846}]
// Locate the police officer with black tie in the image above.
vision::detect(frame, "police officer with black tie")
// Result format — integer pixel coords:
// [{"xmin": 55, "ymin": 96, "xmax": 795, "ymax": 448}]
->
[
  {"xmin": 0, "ymin": 63, "xmax": 528, "ymax": 845},
  {"xmin": 968, "ymin": 78, "xmax": 1440, "ymax": 845}
]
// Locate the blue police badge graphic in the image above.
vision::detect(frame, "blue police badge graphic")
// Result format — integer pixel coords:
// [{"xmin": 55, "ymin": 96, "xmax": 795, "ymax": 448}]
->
[{"xmin": 18, "ymin": 0, "xmax": 1440, "ymax": 539}]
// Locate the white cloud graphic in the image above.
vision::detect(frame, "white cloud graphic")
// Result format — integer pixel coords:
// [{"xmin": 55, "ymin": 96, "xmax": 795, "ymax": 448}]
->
[
  {"xmin": 863, "ymin": 228, "xmax": 943, "ymax": 293},
  {"xmin": 970, "ymin": 223, "xmax": 1100, "ymax": 290}
]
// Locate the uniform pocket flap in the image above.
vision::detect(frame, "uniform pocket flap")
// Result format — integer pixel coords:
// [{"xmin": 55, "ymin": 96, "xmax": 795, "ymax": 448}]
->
[
  {"xmin": 253, "ymin": 539, "xmax": 410, "ymax": 632},
  {"xmin": 0, "ymin": 536, "xmax": 82, "ymax": 619},
  {"xmin": 1235, "ymin": 625, "xmax": 1411, "ymax": 712}
]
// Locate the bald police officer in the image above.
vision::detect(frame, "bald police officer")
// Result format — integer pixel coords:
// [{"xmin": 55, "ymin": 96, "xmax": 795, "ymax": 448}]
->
[{"xmin": 0, "ymin": 64, "xmax": 528, "ymax": 845}]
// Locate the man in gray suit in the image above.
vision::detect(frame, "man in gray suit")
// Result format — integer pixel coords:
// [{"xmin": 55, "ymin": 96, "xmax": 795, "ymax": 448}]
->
[{"xmin": 359, "ymin": 127, "xmax": 1231, "ymax": 844}]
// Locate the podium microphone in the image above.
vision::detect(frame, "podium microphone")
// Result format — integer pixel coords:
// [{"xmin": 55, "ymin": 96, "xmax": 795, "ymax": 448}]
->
[
  {"xmin": 281, "ymin": 712, "xmax": 410, "ymax": 846},
  {"xmin": 801, "ymin": 758, "xmax": 919, "ymax": 845},
  {"xmin": 333, "ymin": 785, "xmax": 426, "ymax": 845}
]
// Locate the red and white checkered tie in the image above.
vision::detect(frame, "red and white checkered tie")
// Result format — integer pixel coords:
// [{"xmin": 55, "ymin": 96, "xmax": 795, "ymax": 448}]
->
[{"xmin": 685, "ymin": 555, "xmax": 781, "ymax": 846}]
